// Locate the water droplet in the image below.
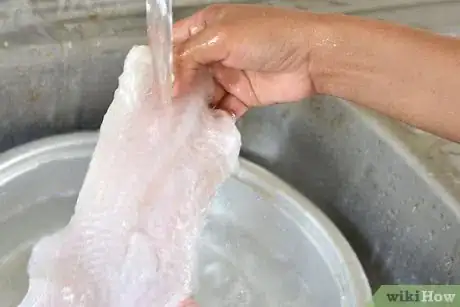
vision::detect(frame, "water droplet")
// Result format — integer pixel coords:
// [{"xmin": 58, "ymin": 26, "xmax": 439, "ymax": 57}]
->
[
  {"xmin": 444, "ymin": 257, "xmax": 454, "ymax": 270},
  {"xmin": 442, "ymin": 223, "xmax": 452, "ymax": 231},
  {"xmin": 405, "ymin": 225, "xmax": 415, "ymax": 233},
  {"xmin": 388, "ymin": 208, "xmax": 399, "ymax": 218}
]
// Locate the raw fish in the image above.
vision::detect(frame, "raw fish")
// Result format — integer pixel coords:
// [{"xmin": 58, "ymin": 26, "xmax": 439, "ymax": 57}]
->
[{"xmin": 19, "ymin": 45, "xmax": 241, "ymax": 307}]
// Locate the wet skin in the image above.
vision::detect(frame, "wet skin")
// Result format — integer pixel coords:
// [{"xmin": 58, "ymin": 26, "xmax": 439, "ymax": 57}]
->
[{"xmin": 173, "ymin": 4, "xmax": 460, "ymax": 142}]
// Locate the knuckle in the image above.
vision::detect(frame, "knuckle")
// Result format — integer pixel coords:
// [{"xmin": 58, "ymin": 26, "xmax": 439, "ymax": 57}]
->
[{"xmin": 203, "ymin": 4, "xmax": 228, "ymax": 17}]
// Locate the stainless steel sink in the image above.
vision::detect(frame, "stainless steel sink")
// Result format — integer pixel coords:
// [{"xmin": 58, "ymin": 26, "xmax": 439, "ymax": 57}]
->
[{"xmin": 0, "ymin": 0, "xmax": 459, "ymax": 291}]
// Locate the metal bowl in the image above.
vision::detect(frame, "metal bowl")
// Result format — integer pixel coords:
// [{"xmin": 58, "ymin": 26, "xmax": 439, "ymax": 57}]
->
[{"xmin": 0, "ymin": 132, "xmax": 371, "ymax": 306}]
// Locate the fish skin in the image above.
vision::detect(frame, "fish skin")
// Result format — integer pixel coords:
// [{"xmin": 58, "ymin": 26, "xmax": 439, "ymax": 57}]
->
[{"xmin": 19, "ymin": 45, "xmax": 241, "ymax": 307}]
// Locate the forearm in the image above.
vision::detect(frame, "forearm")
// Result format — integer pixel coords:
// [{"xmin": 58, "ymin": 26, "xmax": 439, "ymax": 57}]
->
[{"xmin": 309, "ymin": 14, "xmax": 460, "ymax": 142}]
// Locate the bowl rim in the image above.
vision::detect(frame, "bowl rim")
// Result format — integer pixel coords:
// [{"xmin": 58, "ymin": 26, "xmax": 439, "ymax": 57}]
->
[{"xmin": 0, "ymin": 131, "xmax": 372, "ymax": 306}]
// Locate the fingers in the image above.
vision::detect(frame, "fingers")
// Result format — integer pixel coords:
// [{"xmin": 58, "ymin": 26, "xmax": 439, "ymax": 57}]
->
[
  {"xmin": 212, "ymin": 82, "xmax": 226, "ymax": 106},
  {"xmin": 217, "ymin": 94, "xmax": 248, "ymax": 118},
  {"xmin": 178, "ymin": 26, "xmax": 229, "ymax": 67},
  {"xmin": 172, "ymin": 4, "xmax": 263, "ymax": 110},
  {"xmin": 173, "ymin": 4, "xmax": 228, "ymax": 44},
  {"xmin": 210, "ymin": 63, "xmax": 261, "ymax": 106},
  {"xmin": 174, "ymin": 5, "xmax": 239, "ymax": 66},
  {"xmin": 173, "ymin": 58, "xmax": 253, "ymax": 116},
  {"xmin": 172, "ymin": 55, "xmax": 200, "ymax": 97},
  {"xmin": 173, "ymin": 14, "xmax": 205, "ymax": 44},
  {"xmin": 173, "ymin": 27, "xmax": 229, "ymax": 97},
  {"xmin": 173, "ymin": 5, "xmax": 252, "ymax": 98}
]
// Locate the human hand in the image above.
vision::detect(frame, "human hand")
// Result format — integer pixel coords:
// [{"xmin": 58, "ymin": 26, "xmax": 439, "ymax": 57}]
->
[{"xmin": 173, "ymin": 4, "xmax": 320, "ymax": 117}]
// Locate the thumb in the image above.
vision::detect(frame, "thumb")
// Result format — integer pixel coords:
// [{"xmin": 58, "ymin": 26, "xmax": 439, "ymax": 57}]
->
[
  {"xmin": 179, "ymin": 26, "xmax": 229, "ymax": 65},
  {"xmin": 173, "ymin": 26, "xmax": 230, "ymax": 97}
]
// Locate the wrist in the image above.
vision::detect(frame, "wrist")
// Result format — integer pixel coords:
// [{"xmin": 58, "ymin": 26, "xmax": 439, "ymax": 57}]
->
[{"xmin": 305, "ymin": 13, "xmax": 351, "ymax": 96}]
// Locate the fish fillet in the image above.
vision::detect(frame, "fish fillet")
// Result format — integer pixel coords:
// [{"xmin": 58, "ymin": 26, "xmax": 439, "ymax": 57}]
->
[{"xmin": 19, "ymin": 45, "xmax": 241, "ymax": 307}]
